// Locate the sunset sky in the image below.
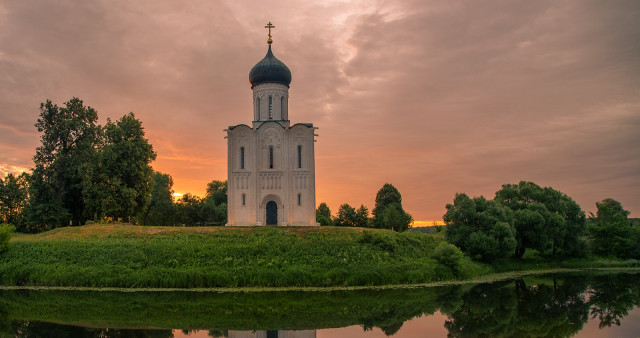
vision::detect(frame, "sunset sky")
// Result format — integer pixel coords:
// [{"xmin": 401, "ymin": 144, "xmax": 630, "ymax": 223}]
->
[{"xmin": 1, "ymin": 0, "xmax": 638, "ymax": 221}]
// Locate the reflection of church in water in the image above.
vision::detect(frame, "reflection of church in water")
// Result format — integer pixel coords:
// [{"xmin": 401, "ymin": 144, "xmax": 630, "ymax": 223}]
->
[
  {"xmin": 228, "ymin": 330, "xmax": 315, "ymax": 338},
  {"xmin": 226, "ymin": 23, "xmax": 318, "ymax": 226}
]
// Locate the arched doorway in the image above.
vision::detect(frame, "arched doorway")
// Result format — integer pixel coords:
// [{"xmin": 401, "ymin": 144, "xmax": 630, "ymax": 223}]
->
[{"xmin": 266, "ymin": 201, "xmax": 278, "ymax": 225}]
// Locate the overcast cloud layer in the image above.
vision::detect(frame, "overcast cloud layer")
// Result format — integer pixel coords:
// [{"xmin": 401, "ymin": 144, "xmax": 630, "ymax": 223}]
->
[{"xmin": 1, "ymin": 0, "xmax": 639, "ymax": 220}]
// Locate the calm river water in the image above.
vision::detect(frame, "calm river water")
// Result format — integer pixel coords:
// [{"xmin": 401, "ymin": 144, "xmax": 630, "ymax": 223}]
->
[{"xmin": 1, "ymin": 271, "xmax": 638, "ymax": 337}]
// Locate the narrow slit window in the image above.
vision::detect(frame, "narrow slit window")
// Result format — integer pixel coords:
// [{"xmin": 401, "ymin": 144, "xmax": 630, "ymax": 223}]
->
[
  {"xmin": 297, "ymin": 145, "xmax": 302, "ymax": 169},
  {"xmin": 242, "ymin": 193, "xmax": 246, "ymax": 206},
  {"xmin": 269, "ymin": 146, "xmax": 274, "ymax": 169},
  {"xmin": 297, "ymin": 193, "xmax": 302, "ymax": 206},
  {"xmin": 281, "ymin": 96, "xmax": 285, "ymax": 116},
  {"xmin": 268, "ymin": 96, "xmax": 273, "ymax": 119},
  {"xmin": 240, "ymin": 147, "xmax": 245, "ymax": 169},
  {"xmin": 256, "ymin": 97, "xmax": 260, "ymax": 118}
]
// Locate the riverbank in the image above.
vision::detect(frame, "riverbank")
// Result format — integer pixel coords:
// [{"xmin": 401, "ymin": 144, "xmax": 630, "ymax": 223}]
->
[{"xmin": 1, "ymin": 224, "xmax": 638, "ymax": 289}]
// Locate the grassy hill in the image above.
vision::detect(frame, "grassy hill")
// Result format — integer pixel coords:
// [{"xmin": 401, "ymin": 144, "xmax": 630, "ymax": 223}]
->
[
  {"xmin": 3, "ymin": 224, "xmax": 638, "ymax": 289},
  {"xmin": 0, "ymin": 224, "xmax": 486, "ymax": 289}
]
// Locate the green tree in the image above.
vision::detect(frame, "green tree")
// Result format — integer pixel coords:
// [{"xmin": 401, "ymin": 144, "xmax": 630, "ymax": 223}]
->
[
  {"xmin": 139, "ymin": 172, "xmax": 175, "ymax": 226},
  {"xmin": 316, "ymin": 202, "xmax": 333, "ymax": 226},
  {"xmin": 444, "ymin": 193, "xmax": 516, "ymax": 261},
  {"xmin": 335, "ymin": 203, "xmax": 357, "ymax": 227},
  {"xmin": 372, "ymin": 183, "xmax": 412, "ymax": 231},
  {"xmin": 176, "ymin": 193, "xmax": 204, "ymax": 226},
  {"xmin": 203, "ymin": 198, "xmax": 227, "ymax": 225},
  {"xmin": 0, "ymin": 173, "xmax": 29, "ymax": 226},
  {"xmin": 495, "ymin": 181, "xmax": 587, "ymax": 258},
  {"xmin": 83, "ymin": 113, "xmax": 156, "ymax": 222},
  {"xmin": 205, "ymin": 180, "xmax": 227, "ymax": 206},
  {"xmin": 203, "ymin": 180, "xmax": 227, "ymax": 225},
  {"xmin": 372, "ymin": 183, "xmax": 401, "ymax": 224},
  {"xmin": 382, "ymin": 204, "xmax": 412, "ymax": 232},
  {"xmin": 26, "ymin": 98, "xmax": 101, "ymax": 229},
  {"xmin": 355, "ymin": 204, "xmax": 370, "ymax": 228},
  {"xmin": 589, "ymin": 198, "xmax": 638, "ymax": 259}
]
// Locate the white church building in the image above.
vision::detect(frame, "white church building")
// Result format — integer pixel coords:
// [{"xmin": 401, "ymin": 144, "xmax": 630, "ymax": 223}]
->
[{"xmin": 225, "ymin": 24, "xmax": 318, "ymax": 226}]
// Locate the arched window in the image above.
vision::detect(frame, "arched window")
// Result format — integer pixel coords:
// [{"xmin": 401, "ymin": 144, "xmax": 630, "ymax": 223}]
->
[
  {"xmin": 297, "ymin": 193, "xmax": 302, "ymax": 206},
  {"xmin": 268, "ymin": 96, "xmax": 273, "ymax": 119},
  {"xmin": 242, "ymin": 193, "xmax": 246, "ymax": 206},
  {"xmin": 256, "ymin": 97, "xmax": 260, "ymax": 118},
  {"xmin": 297, "ymin": 145, "xmax": 302, "ymax": 169},
  {"xmin": 269, "ymin": 146, "xmax": 274, "ymax": 169},
  {"xmin": 240, "ymin": 147, "xmax": 245, "ymax": 169},
  {"xmin": 281, "ymin": 96, "xmax": 285, "ymax": 116}
]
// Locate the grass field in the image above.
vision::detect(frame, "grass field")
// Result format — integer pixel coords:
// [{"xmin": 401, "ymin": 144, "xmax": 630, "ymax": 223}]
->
[
  {"xmin": 1, "ymin": 224, "xmax": 638, "ymax": 289},
  {"xmin": 1, "ymin": 224, "xmax": 488, "ymax": 288}
]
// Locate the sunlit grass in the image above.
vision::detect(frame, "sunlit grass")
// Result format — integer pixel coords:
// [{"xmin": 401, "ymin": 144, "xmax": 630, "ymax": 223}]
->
[{"xmin": 2, "ymin": 224, "xmax": 475, "ymax": 288}]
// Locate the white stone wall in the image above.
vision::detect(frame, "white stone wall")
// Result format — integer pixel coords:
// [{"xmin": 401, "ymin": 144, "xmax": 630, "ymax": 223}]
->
[
  {"xmin": 226, "ymin": 122, "xmax": 317, "ymax": 226},
  {"xmin": 226, "ymin": 72, "xmax": 316, "ymax": 227},
  {"xmin": 252, "ymin": 83, "xmax": 289, "ymax": 122}
]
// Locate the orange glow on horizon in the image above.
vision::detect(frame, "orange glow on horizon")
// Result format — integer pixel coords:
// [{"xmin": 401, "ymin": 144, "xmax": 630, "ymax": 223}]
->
[{"xmin": 412, "ymin": 220, "xmax": 446, "ymax": 227}]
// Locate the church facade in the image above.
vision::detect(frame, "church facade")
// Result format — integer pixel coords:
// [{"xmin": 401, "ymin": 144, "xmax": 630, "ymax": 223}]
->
[{"xmin": 225, "ymin": 26, "xmax": 318, "ymax": 226}]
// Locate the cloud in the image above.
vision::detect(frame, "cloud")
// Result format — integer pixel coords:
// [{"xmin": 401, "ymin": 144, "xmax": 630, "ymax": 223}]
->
[{"xmin": 0, "ymin": 0, "xmax": 638, "ymax": 219}]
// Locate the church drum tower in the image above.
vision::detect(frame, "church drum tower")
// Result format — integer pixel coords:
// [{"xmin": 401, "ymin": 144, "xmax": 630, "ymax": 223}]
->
[{"xmin": 225, "ymin": 23, "xmax": 318, "ymax": 226}]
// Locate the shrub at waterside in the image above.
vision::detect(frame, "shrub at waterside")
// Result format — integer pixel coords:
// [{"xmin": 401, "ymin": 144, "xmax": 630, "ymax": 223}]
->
[
  {"xmin": 0, "ymin": 224, "xmax": 15, "ymax": 254},
  {"xmin": 0, "ymin": 225, "xmax": 479, "ymax": 288}
]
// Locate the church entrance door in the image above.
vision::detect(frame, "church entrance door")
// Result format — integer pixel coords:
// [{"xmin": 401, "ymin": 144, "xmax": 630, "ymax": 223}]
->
[{"xmin": 266, "ymin": 201, "xmax": 278, "ymax": 225}]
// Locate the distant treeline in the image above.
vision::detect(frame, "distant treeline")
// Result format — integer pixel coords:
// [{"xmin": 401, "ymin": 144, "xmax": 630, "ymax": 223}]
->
[{"xmin": 315, "ymin": 183, "xmax": 412, "ymax": 232}]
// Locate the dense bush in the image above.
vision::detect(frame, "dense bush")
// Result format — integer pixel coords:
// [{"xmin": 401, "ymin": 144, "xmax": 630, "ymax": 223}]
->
[
  {"xmin": 432, "ymin": 243, "xmax": 464, "ymax": 274},
  {"xmin": 589, "ymin": 198, "xmax": 640, "ymax": 259},
  {"xmin": 444, "ymin": 194, "xmax": 516, "ymax": 261},
  {"xmin": 0, "ymin": 224, "xmax": 15, "ymax": 254}
]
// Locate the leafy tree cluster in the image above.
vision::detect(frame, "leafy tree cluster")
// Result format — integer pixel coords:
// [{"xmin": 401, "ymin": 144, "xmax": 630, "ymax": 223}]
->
[
  {"xmin": 495, "ymin": 181, "xmax": 587, "ymax": 258},
  {"xmin": 588, "ymin": 198, "xmax": 640, "ymax": 259},
  {"xmin": 17, "ymin": 98, "xmax": 157, "ymax": 231},
  {"xmin": 315, "ymin": 202, "xmax": 369, "ymax": 227},
  {"xmin": 0, "ymin": 173, "xmax": 29, "ymax": 226},
  {"xmin": 315, "ymin": 183, "xmax": 412, "ymax": 231},
  {"xmin": 443, "ymin": 194, "xmax": 516, "ymax": 261},
  {"xmin": 0, "ymin": 98, "xmax": 228, "ymax": 231},
  {"xmin": 139, "ymin": 176, "xmax": 227, "ymax": 226},
  {"xmin": 372, "ymin": 183, "xmax": 412, "ymax": 232},
  {"xmin": 444, "ymin": 181, "xmax": 587, "ymax": 260}
]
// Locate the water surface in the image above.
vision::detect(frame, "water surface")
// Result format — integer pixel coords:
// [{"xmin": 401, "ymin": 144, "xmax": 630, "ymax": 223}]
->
[{"xmin": 1, "ymin": 271, "xmax": 639, "ymax": 337}]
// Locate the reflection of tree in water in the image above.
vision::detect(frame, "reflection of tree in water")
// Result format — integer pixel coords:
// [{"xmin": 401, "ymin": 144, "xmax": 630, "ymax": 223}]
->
[
  {"xmin": 361, "ymin": 286, "xmax": 446, "ymax": 336},
  {"xmin": 0, "ymin": 273, "xmax": 639, "ymax": 337},
  {"xmin": 444, "ymin": 273, "xmax": 640, "ymax": 338},
  {"xmin": 444, "ymin": 281, "xmax": 518, "ymax": 337},
  {"xmin": 511, "ymin": 276, "xmax": 589, "ymax": 337},
  {"xmin": 588, "ymin": 273, "xmax": 640, "ymax": 328},
  {"xmin": 444, "ymin": 276, "xmax": 583, "ymax": 337}
]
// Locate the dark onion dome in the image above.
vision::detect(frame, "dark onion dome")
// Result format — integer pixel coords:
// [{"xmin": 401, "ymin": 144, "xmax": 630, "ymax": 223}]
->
[{"xmin": 249, "ymin": 45, "xmax": 292, "ymax": 88}]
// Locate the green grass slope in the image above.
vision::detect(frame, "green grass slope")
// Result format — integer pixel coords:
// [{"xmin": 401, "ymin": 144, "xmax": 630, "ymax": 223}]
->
[{"xmin": 0, "ymin": 224, "xmax": 486, "ymax": 288}]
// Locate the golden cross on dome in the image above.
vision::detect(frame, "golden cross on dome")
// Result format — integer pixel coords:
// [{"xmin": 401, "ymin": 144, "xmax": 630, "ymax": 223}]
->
[{"xmin": 265, "ymin": 22, "xmax": 275, "ymax": 44}]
